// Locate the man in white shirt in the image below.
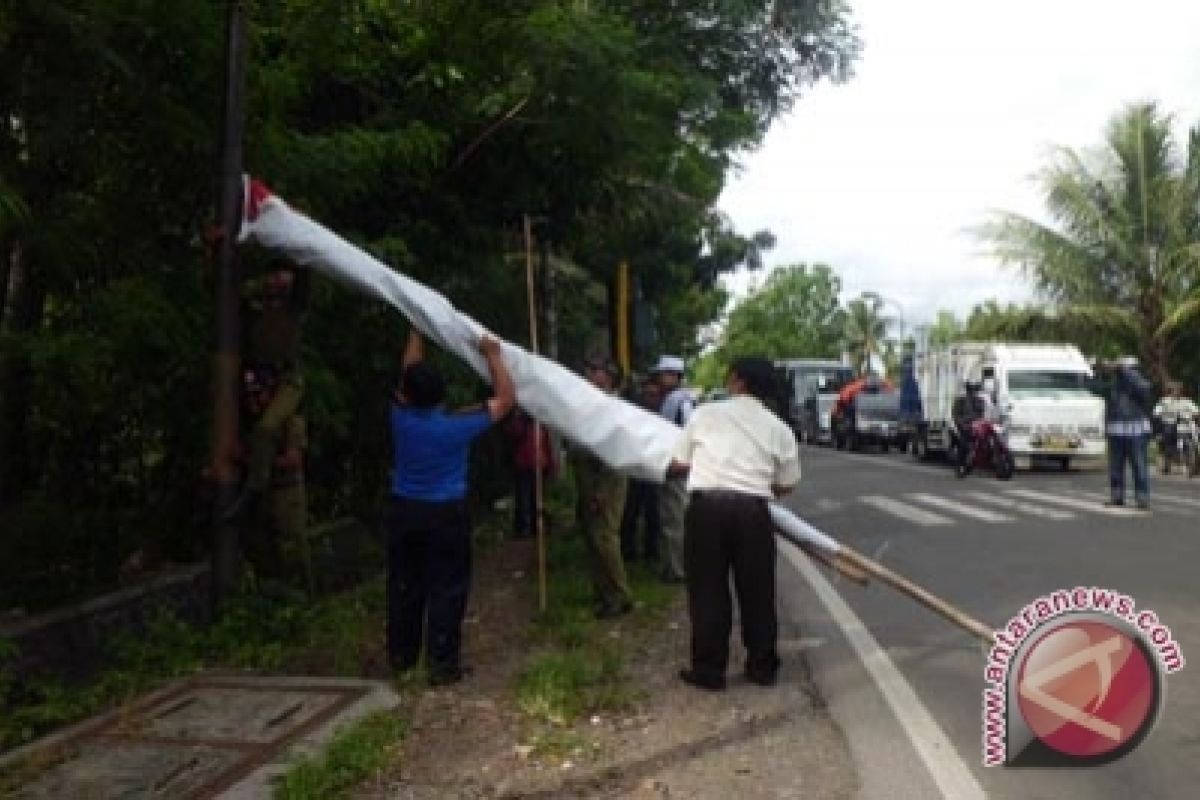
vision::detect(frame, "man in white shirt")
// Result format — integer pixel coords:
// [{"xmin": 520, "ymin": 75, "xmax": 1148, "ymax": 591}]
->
[
  {"xmin": 670, "ymin": 357, "xmax": 802, "ymax": 691},
  {"xmin": 652, "ymin": 355, "xmax": 693, "ymax": 583}
]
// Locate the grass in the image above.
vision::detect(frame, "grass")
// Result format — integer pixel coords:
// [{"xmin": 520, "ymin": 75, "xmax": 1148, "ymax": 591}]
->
[
  {"xmin": 513, "ymin": 505, "xmax": 683, "ymax": 736},
  {"xmin": 274, "ymin": 710, "xmax": 409, "ymax": 800}
]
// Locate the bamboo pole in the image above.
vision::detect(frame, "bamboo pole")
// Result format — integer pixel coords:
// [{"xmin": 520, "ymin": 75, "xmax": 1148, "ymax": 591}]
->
[
  {"xmin": 523, "ymin": 215, "xmax": 547, "ymax": 612},
  {"xmin": 837, "ymin": 546, "xmax": 996, "ymax": 644}
]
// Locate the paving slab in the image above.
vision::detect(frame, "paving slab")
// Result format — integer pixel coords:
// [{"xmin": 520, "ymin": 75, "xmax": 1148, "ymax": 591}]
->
[{"xmin": 1, "ymin": 675, "xmax": 400, "ymax": 799}]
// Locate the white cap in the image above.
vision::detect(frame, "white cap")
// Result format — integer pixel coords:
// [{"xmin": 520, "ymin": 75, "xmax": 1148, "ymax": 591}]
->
[{"xmin": 650, "ymin": 355, "xmax": 685, "ymax": 374}]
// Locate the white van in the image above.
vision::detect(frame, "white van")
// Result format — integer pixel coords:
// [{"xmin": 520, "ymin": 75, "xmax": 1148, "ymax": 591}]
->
[{"xmin": 911, "ymin": 343, "xmax": 1105, "ymax": 469}]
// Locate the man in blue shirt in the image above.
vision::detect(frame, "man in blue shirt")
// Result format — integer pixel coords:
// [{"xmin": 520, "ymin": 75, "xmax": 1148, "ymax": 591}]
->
[{"xmin": 387, "ymin": 329, "xmax": 515, "ymax": 684}]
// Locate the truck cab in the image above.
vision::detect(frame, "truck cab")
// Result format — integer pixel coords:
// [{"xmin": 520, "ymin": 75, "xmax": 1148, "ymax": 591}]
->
[
  {"xmin": 972, "ymin": 345, "xmax": 1105, "ymax": 469},
  {"xmin": 910, "ymin": 342, "xmax": 1105, "ymax": 470},
  {"xmin": 776, "ymin": 359, "xmax": 853, "ymax": 444}
]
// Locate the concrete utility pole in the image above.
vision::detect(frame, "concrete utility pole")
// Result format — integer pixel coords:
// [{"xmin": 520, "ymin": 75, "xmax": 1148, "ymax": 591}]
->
[{"xmin": 209, "ymin": 0, "xmax": 248, "ymax": 608}]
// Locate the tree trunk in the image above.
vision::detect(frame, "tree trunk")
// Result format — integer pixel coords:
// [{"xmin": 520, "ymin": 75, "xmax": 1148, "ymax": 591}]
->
[{"xmin": 0, "ymin": 239, "xmax": 45, "ymax": 509}]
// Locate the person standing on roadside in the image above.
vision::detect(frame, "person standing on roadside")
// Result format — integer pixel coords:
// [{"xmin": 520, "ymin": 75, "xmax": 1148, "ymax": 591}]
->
[
  {"xmin": 652, "ymin": 355, "xmax": 693, "ymax": 583},
  {"xmin": 1100, "ymin": 357, "xmax": 1153, "ymax": 510},
  {"xmin": 572, "ymin": 354, "xmax": 634, "ymax": 618},
  {"xmin": 507, "ymin": 409, "xmax": 556, "ymax": 539},
  {"xmin": 386, "ymin": 329, "xmax": 515, "ymax": 684},
  {"xmin": 670, "ymin": 357, "xmax": 801, "ymax": 692},
  {"xmin": 620, "ymin": 379, "xmax": 664, "ymax": 564}
]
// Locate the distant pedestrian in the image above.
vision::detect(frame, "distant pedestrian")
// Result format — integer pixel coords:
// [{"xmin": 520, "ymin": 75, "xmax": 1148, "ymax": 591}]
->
[
  {"xmin": 670, "ymin": 356, "xmax": 801, "ymax": 692},
  {"xmin": 652, "ymin": 355, "xmax": 693, "ymax": 582},
  {"xmin": 572, "ymin": 354, "xmax": 633, "ymax": 618},
  {"xmin": 386, "ymin": 330, "xmax": 516, "ymax": 684},
  {"xmin": 620, "ymin": 379, "xmax": 664, "ymax": 563},
  {"xmin": 507, "ymin": 409, "xmax": 556, "ymax": 538},
  {"xmin": 1100, "ymin": 357, "xmax": 1153, "ymax": 510}
]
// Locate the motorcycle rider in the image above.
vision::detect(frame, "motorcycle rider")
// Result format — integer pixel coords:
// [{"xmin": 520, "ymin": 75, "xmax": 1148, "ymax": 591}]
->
[
  {"xmin": 1153, "ymin": 381, "xmax": 1199, "ymax": 467},
  {"xmin": 952, "ymin": 379, "xmax": 989, "ymax": 476}
]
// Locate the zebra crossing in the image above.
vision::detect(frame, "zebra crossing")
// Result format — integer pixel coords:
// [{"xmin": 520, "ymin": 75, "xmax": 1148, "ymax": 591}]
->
[{"xmin": 851, "ymin": 486, "xmax": 1197, "ymax": 527}]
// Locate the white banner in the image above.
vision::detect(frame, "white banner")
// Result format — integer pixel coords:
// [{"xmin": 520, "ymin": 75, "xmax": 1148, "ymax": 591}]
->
[{"xmin": 237, "ymin": 180, "xmax": 840, "ymax": 557}]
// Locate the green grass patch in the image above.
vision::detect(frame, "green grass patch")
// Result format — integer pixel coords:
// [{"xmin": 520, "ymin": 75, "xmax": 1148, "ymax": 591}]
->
[
  {"xmin": 515, "ymin": 646, "xmax": 631, "ymax": 725},
  {"xmin": 274, "ymin": 709, "xmax": 408, "ymax": 800}
]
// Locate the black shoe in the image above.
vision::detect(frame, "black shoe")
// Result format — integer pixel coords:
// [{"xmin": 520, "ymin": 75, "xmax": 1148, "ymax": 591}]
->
[
  {"xmin": 1104, "ymin": 498, "xmax": 1125, "ymax": 507},
  {"xmin": 428, "ymin": 665, "xmax": 471, "ymax": 686},
  {"xmin": 678, "ymin": 668, "xmax": 725, "ymax": 692},
  {"xmin": 1135, "ymin": 498, "xmax": 1150, "ymax": 511},
  {"xmin": 744, "ymin": 669, "xmax": 779, "ymax": 687}
]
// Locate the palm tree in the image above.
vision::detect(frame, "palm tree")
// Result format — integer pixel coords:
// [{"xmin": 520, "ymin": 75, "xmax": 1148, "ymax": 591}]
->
[
  {"xmin": 843, "ymin": 292, "xmax": 890, "ymax": 374},
  {"xmin": 976, "ymin": 103, "xmax": 1200, "ymax": 386}
]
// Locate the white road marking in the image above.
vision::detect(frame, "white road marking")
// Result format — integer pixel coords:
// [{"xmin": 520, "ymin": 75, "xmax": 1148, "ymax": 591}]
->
[
  {"xmin": 908, "ymin": 493, "xmax": 1014, "ymax": 523},
  {"xmin": 780, "ymin": 544, "xmax": 988, "ymax": 800},
  {"xmin": 1002, "ymin": 488, "xmax": 1139, "ymax": 517},
  {"xmin": 860, "ymin": 495, "xmax": 953, "ymax": 526},
  {"xmin": 1146, "ymin": 490, "xmax": 1200, "ymax": 510},
  {"xmin": 1061, "ymin": 489, "xmax": 1192, "ymax": 517},
  {"xmin": 961, "ymin": 491, "xmax": 1076, "ymax": 521}
]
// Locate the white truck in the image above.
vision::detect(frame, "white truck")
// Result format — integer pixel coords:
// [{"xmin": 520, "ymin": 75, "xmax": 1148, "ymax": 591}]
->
[{"xmin": 907, "ymin": 342, "xmax": 1106, "ymax": 470}]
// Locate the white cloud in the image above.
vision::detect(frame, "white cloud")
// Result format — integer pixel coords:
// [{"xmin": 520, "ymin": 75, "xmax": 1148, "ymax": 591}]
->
[{"xmin": 718, "ymin": 0, "xmax": 1200, "ymax": 332}]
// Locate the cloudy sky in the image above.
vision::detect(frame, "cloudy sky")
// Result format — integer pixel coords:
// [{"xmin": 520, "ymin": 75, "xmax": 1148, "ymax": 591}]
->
[{"xmin": 717, "ymin": 0, "xmax": 1200, "ymax": 333}]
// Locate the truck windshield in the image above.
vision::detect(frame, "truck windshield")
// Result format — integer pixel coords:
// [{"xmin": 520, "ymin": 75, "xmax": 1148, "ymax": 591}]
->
[{"xmin": 1008, "ymin": 371, "xmax": 1089, "ymax": 391}]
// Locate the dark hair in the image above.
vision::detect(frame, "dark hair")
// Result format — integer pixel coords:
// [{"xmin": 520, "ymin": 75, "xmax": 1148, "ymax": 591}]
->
[
  {"xmin": 402, "ymin": 362, "xmax": 445, "ymax": 408},
  {"xmin": 728, "ymin": 357, "xmax": 777, "ymax": 402}
]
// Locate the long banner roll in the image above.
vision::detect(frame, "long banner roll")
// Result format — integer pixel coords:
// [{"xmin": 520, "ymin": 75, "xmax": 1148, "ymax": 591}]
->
[{"xmin": 236, "ymin": 179, "xmax": 841, "ymax": 557}]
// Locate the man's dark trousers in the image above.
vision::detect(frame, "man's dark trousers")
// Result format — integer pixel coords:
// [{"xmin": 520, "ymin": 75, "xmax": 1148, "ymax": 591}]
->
[
  {"xmin": 385, "ymin": 497, "xmax": 472, "ymax": 677},
  {"xmin": 1108, "ymin": 434, "xmax": 1149, "ymax": 503},
  {"xmin": 684, "ymin": 490, "xmax": 779, "ymax": 685},
  {"xmin": 620, "ymin": 479, "xmax": 662, "ymax": 562}
]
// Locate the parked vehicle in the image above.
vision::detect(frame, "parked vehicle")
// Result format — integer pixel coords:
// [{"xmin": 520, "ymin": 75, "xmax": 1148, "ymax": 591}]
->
[
  {"xmin": 904, "ymin": 343, "xmax": 1105, "ymax": 470},
  {"xmin": 1157, "ymin": 417, "xmax": 1200, "ymax": 477},
  {"xmin": 955, "ymin": 418, "xmax": 1015, "ymax": 480},
  {"xmin": 833, "ymin": 389, "xmax": 907, "ymax": 452},
  {"xmin": 775, "ymin": 358, "xmax": 853, "ymax": 444}
]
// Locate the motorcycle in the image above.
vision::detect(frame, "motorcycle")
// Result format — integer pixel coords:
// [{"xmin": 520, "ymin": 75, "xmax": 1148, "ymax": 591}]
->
[
  {"xmin": 1157, "ymin": 415, "xmax": 1200, "ymax": 478},
  {"xmin": 955, "ymin": 418, "xmax": 1015, "ymax": 480}
]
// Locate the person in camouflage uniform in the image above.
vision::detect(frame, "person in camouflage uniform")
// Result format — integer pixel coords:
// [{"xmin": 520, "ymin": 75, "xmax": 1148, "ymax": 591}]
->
[
  {"xmin": 224, "ymin": 264, "xmax": 309, "ymax": 520},
  {"xmin": 572, "ymin": 354, "xmax": 633, "ymax": 618},
  {"xmin": 239, "ymin": 365, "xmax": 311, "ymax": 588}
]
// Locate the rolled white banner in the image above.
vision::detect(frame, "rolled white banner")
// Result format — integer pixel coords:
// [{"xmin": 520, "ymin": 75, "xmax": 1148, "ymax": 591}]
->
[{"xmin": 236, "ymin": 180, "xmax": 841, "ymax": 556}]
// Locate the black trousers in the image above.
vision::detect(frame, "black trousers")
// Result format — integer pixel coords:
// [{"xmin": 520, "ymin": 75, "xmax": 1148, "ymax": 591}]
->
[
  {"xmin": 619, "ymin": 478, "xmax": 662, "ymax": 561},
  {"xmin": 684, "ymin": 491, "xmax": 779, "ymax": 682},
  {"xmin": 385, "ymin": 496, "xmax": 472, "ymax": 674}
]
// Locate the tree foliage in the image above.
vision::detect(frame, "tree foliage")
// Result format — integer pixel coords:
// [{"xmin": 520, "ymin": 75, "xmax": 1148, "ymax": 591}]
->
[
  {"xmin": 693, "ymin": 263, "xmax": 845, "ymax": 388},
  {"xmin": 976, "ymin": 102, "xmax": 1200, "ymax": 386},
  {"xmin": 0, "ymin": 0, "xmax": 859, "ymax": 608}
]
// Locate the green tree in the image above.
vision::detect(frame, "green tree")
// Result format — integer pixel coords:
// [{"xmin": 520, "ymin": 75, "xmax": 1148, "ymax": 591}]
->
[
  {"xmin": 977, "ymin": 102, "xmax": 1200, "ymax": 386},
  {"xmin": 926, "ymin": 310, "xmax": 963, "ymax": 346},
  {"xmin": 693, "ymin": 263, "xmax": 846, "ymax": 386},
  {"xmin": 0, "ymin": 0, "xmax": 860, "ymax": 607},
  {"xmin": 842, "ymin": 292, "xmax": 890, "ymax": 374}
]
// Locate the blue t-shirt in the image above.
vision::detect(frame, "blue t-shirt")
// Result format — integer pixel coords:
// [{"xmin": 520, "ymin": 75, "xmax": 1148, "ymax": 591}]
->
[{"xmin": 390, "ymin": 406, "xmax": 493, "ymax": 502}]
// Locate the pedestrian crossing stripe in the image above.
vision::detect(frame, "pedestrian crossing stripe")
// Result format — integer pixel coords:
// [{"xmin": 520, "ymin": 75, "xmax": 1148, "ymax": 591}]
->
[
  {"xmin": 961, "ymin": 490, "xmax": 1076, "ymax": 520},
  {"xmin": 860, "ymin": 495, "xmax": 952, "ymax": 526},
  {"xmin": 906, "ymin": 493, "xmax": 1014, "ymax": 523},
  {"xmin": 1000, "ymin": 488, "xmax": 1141, "ymax": 517}
]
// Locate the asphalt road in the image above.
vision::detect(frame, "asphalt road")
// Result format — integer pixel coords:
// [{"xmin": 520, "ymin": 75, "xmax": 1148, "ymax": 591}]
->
[{"xmin": 777, "ymin": 443, "xmax": 1200, "ymax": 800}]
